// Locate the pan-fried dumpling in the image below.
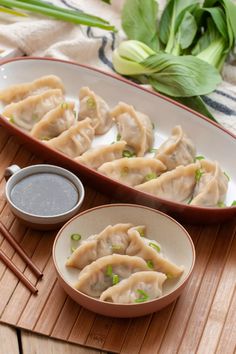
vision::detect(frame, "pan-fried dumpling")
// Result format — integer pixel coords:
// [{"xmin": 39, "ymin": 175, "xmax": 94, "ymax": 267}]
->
[
  {"xmin": 78, "ymin": 87, "xmax": 113, "ymax": 135},
  {"xmin": 135, "ymin": 162, "xmax": 200, "ymax": 203},
  {"xmin": 66, "ymin": 223, "xmax": 133, "ymax": 269},
  {"xmin": 30, "ymin": 102, "xmax": 76, "ymax": 140},
  {"xmin": 155, "ymin": 125, "xmax": 196, "ymax": 170},
  {"xmin": 0, "ymin": 75, "xmax": 64, "ymax": 104},
  {"xmin": 46, "ymin": 117, "xmax": 94, "ymax": 157},
  {"xmin": 2, "ymin": 89, "xmax": 64, "ymax": 131},
  {"xmin": 190, "ymin": 160, "xmax": 228, "ymax": 207},
  {"xmin": 100, "ymin": 271, "xmax": 167, "ymax": 303},
  {"xmin": 74, "ymin": 254, "xmax": 150, "ymax": 297},
  {"xmin": 126, "ymin": 227, "xmax": 184, "ymax": 278},
  {"xmin": 75, "ymin": 141, "xmax": 127, "ymax": 169},
  {"xmin": 98, "ymin": 157, "xmax": 166, "ymax": 187},
  {"xmin": 111, "ymin": 102, "xmax": 154, "ymax": 156}
]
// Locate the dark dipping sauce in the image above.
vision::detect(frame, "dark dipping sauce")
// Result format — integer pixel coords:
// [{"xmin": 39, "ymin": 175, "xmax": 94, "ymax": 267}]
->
[{"xmin": 10, "ymin": 172, "xmax": 79, "ymax": 216}]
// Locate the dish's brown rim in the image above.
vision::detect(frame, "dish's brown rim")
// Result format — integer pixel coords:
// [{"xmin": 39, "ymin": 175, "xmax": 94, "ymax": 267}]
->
[
  {"xmin": 52, "ymin": 203, "xmax": 196, "ymax": 307},
  {"xmin": 0, "ymin": 56, "xmax": 235, "ymax": 214}
]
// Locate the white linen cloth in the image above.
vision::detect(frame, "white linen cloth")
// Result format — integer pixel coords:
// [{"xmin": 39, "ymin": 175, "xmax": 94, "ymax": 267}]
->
[{"xmin": 0, "ymin": 0, "xmax": 236, "ymax": 135}]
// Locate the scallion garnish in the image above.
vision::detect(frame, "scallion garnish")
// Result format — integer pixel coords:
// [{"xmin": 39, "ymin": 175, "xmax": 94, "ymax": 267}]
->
[
  {"xmin": 71, "ymin": 246, "xmax": 77, "ymax": 253},
  {"xmin": 112, "ymin": 274, "xmax": 119, "ymax": 285},
  {"xmin": 217, "ymin": 201, "xmax": 226, "ymax": 208},
  {"xmin": 194, "ymin": 155, "xmax": 205, "ymax": 161},
  {"xmin": 86, "ymin": 97, "xmax": 96, "ymax": 109},
  {"xmin": 146, "ymin": 260, "xmax": 154, "ymax": 269},
  {"xmin": 137, "ymin": 227, "xmax": 145, "ymax": 237},
  {"xmin": 224, "ymin": 172, "xmax": 230, "ymax": 181},
  {"xmin": 144, "ymin": 173, "xmax": 157, "ymax": 182},
  {"xmin": 122, "ymin": 150, "xmax": 136, "ymax": 158},
  {"xmin": 149, "ymin": 242, "xmax": 161, "ymax": 252},
  {"xmin": 111, "ymin": 244, "xmax": 122, "ymax": 251},
  {"xmin": 195, "ymin": 169, "xmax": 204, "ymax": 182},
  {"xmin": 116, "ymin": 133, "xmax": 121, "ymax": 141},
  {"xmin": 9, "ymin": 115, "xmax": 15, "ymax": 124},
  {"xmin": 166, "ymin": 273, "xmax": 173, "ymax": 279},
  {"xmin": 149, "ymin": 148, "xmax": 158, "ymax": 153},
  {"xmin": 71, "ymin": 234, "xmax": 81, "ymax": 241},
  {"xmin": 61, "ymin": 102, "xmax": 69, "ymax": 109},
  {"xmin": 134, "ymin": 289, "xmax": 149, "ymax": 303},
  {"xmin": 231, "ymin": 200, "xmax": 236, "ymax": 206},
  {"xmin": 106, "ymin": 265, "xmax": 113, "ymax": 277},
  {"xmin": 187, "ymin": 197, "xmax": 193, "ymax": 205},
  {"xmin": 0, "ymin": 0, "xmax": 116, "ymax": 31}
]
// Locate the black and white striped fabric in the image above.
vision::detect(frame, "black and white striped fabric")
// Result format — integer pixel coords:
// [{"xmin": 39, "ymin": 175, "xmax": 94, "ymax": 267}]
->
[{"xmin": 0, "ymin": 0, "xmax": 235, "ymax": 134}]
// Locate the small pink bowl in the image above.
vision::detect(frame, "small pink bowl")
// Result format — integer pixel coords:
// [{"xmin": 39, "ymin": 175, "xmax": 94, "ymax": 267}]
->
[{"xmin": 53, "ymin": 204, "xmax": 195, "ymax": 318}]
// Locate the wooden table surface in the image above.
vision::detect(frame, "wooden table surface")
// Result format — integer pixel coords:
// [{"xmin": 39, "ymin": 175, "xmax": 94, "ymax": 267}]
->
[{"xmin": 0, "ymin": 126, "xmax": 235, "ymax": 354}]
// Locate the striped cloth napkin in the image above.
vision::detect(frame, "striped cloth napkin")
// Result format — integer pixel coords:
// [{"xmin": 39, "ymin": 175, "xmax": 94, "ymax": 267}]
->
[{"xmin": 0, "ymin": 0, "xmax": 235, "ymax": 135}]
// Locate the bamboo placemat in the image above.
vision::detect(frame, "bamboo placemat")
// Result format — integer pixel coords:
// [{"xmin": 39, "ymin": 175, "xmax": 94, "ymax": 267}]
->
[{"xmin": 0, "ymin": 126, "xmax": 235, "ymax": 354}]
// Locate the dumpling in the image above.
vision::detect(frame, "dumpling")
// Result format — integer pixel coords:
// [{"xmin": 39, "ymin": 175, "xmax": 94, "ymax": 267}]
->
[
  {"xmin": 135, "ymin": 162, "xmax": 200, "ymax": 203},
  {"xmin": 74, "ymin": 254, "xmax": 150, "ymax": 298},
  {"xmin": 190, "ymin": 160, "xmax": 228, "ymax": 207},
  {"xmin": 126, "ymin": 227, "xmax": 184, "ymax": 278},
  {"xmin": 155, "ymin": 125, "xmax": 196, "ymax": 170},
  {"xmin": 98, "ymin": 157, "xmax": 166, "ymax": 187},
  {"xmin": 78, "ymin": 87, "xmax": 113, "ymax": 135},
  {"xmin": 100, "ymin": 271, "xmax": 167, "ymax": 303},
  {"xmin": 75, "ymin": 141, "xmax": 127, "ymax": 169},
  {"xmin": 66, "ymin": 223, "xmax": 133, "ymax": 269},
  {"xmin": 111, "ymin": 102, "xmax": 154, "ymax": 156},
  {"xmin": 30, "ymin": 101, "xmax": 76, "ymax": 140},
  {"xmin": 0, "ymin": 75, "xmax": 64, "ymax": 104},
  {"xmin": 2, "ymin": 89, "xmax": 64, "ymax": 131},
  {"xmin": 46, "ymin": 117, "xmax": 94, "ymax": 157}
]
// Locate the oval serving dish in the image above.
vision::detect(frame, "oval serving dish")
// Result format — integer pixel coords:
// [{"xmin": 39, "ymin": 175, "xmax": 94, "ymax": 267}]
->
[
  {"xmin": 53, "ymin": 204, "xmax": 195, "ymax": 318},
  {"xmin": 0, "ymin": 57, "xmax": 235, "ymax": 224}
]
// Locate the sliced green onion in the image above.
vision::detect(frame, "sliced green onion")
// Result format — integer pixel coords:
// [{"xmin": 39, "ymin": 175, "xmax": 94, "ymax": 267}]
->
[
  {"xmin": 71, "ymin": 246, "xmax": 77, "ymax": 253},
  {"xmin": 187, "ymin": 197, "xmax": 193, "ymax": 205},
  {"xmin": 217, "ymin": 201, "xmax": 226, "ymax": 208},
  {"xmin": 9, "ymin": 115, "xmax": 15, "ymax": 124},
  {"xmin": 149, "ymin": 242, "xmax": 161, "ymax": 252},
  {"xmin": 61, "ymin": 102, "xmax": 69, "ymax": 109},
  {"xmin": 112, "ymin": 274, "xmax": 119, "ymax": 285},
  {"xmin": 137, "ymin": 227, "xmax": 145, "ymax": 237},
  {"xmin": 111, "ymin": 244, "xmax": 122, "ymax": 251},
  {"xmin": 231, "ymin": 200, "xmax": 236, "ymax": 206},
  {"xmin": 116, "ymin": 133, "xmax": 121, "ymax": 141},
  {"xmin": 71, "ymin": 233, "xmax": 81, "ymax": 241},
  {"xmin": 149, "ymin": 148, "xmax": 158, "ymax": 153},
  {"xmin": 146, "ymin": 260, "xmax": 154, "ymax": 269},
  {"xmin": 194, "ymin": 155, "xmax": 205, "ymax": 161},
  {"xmin": 224, "ymin": 172, "xmax": 230, "ymax": 181},
  {"xmin": 144, "ymin": 173, "xmax": 157, "ymax": 182},
  {"xmin": 40, "ymin": 136, "xmax": 50, "ymax": 141},
  {"xmin": 106, "ymin": 265, "xmax": 113, "ymax": 277},
  {"xmin": 122, "ymin": 150, "xmax": 136, "ymax": 158},
  {"xmin": 135, "ymin": 289, "xmax": 149, "ymax": 303},
  {"xmin": 195, "ymin": 169, "xmax": 204, "ymax": 182},
  {"xmin": 86, "ymin": 97, "xmax": 96, "ymax": 109},
  {"xmin": 166, "ymin": 273, "xmax": 173, "ymax": 279}
]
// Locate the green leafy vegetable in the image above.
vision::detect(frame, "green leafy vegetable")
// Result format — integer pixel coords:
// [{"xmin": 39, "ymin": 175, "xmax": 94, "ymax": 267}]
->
[
  {"xmin": 121, "ymin": 0, "xmax": 159, "ymax": 51},
  {"xmin": 0, "ymin": 0, "xmax": 116, "ymax": 31}
]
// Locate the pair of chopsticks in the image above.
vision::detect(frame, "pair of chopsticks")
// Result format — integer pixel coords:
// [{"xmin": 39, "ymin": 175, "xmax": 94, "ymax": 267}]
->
[{"xmin": 0, "ymin": 222, "xmax": 43, "ymax": 294}]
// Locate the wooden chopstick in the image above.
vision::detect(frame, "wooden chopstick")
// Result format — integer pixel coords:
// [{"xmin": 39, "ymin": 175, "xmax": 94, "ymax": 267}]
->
[
  {"xmin": 0, "ymin": 248, "xmax": 38, "ymax": 294},
  {"xmin": 0, "ymin": 222, "xmax": 43, "ymax": 278}
]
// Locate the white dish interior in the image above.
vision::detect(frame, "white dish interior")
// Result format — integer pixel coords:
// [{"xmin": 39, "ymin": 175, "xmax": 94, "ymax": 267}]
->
[{"xmin": 0, "ymin": 58, "xmax": 235, "ymax": 207}]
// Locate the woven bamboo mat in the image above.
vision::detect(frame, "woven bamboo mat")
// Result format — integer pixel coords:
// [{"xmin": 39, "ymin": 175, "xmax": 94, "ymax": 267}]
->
[{"xmin": 0, "ymin": 126, "xmax": 235, "ymax": 354}]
